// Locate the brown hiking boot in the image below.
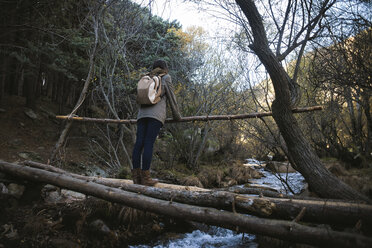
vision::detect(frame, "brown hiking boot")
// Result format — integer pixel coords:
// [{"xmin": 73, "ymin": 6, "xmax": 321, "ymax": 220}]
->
[
  {"xmin": 141, "ymin": 170, "xmax": 157, "ymax": 186},
  {"xmin": 131, "ymin": 168, "xmax": 142, "ymax": 184}
]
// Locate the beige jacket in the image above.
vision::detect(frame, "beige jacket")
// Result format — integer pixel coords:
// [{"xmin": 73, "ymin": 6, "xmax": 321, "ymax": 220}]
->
[{"xmin": 137, "ymin": 74, "xmax": 182, "ymax": 124}]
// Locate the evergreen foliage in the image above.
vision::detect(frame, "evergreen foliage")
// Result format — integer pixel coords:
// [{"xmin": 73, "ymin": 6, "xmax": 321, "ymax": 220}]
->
[{"xmin": 1, "ymin": 0, "xmax": 370, "ymax": 171}]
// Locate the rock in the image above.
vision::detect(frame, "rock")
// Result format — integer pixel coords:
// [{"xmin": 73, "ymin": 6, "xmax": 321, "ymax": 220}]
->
[
  {"xmin": 0, "ymin": 183, "xmax": 8, "ymax": 194},
  {"xmin": 7, "ymin": 183, "xmax": 25, "ymax": 199},
  {"xmin": 0, "ymin": 108, "xmax": 5, "ymax": 113},
  {"xmin": 90, "ymin": 219, "xmax": 111, "ymax": 234},
  {"xmin": 42, "ymin": 185, "xmax": 86, "ymax": 204},
  {"xmin": 18, "ymin": 152, "xmax": 30, "ymax": 159},
  {"xmin": 265, "ymin": 161, "xmax": 296, "ymax": 173},
  {"xmin": 43, "ymin": 184, "xmax": 59, "ymax": 192},
  {"xmin": 24, "ymin": 108, "xmax": 38, "ymax": 120},
  {"xmin": 85, "ymin": 165, "xmax": 107, "ymax": 177},
  {"xmin": 17, "ymin": 151, "xmax": 41, "ymax": 161},
  {"xmin": 1, "ymin": 224, "xmax": 19, "ymax": 240},
  {"xmin": 8, "ymin": 138, "xmax": 23, "ymax": 147},
  {"xmin": 42, "ymin": 184, "xmax": 62, "ymax": 203},
  {"xmin": 38, "ymin": 106, "xmax": 56, "ymax": 119},
  {"xmin": 43, "ymin": 191, "xmax": 63, "ymax": 203},
  {"xmin": 61, "ymin": 189, "xmax": 86, "ymax": 203}
]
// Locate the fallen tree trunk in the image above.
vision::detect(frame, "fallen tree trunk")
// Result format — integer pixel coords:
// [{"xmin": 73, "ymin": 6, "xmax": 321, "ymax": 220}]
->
[
  {"xmin": 23, "ymin": 161, "xmax": 209, "ymax": 192},
  {"xmin": 22, "ymin": 161, "xmax": 372, "ymax": 226},
  {"xmin": 221, "ymin": 186, "xmax": 289, "ymax": 198},
  {"xmin": 55, "ymin": 106, "xmax": 322, "ymax": 124},
  {"xmin": 26, "ymin": 160, "xmax": 283, "ymax": 197},
  {"xmin": 1, "ymin": 161, "xmax": 371, "ymax": 247}
]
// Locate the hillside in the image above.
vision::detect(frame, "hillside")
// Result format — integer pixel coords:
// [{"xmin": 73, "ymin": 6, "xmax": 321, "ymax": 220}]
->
[{"xmin": 0, "ymin": 95, "xmax": 95, "ymax": 169}]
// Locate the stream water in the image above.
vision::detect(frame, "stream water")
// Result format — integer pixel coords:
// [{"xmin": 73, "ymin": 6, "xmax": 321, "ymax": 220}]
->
[{"xmin": 130, "ymin": 161, "xmax": 306, "ymax": 248}]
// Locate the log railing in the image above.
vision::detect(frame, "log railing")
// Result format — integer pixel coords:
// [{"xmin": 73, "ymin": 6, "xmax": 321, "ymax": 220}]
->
[{"xmin": 56, "ymin": 106, "xmax": 322, "ymax": 124}]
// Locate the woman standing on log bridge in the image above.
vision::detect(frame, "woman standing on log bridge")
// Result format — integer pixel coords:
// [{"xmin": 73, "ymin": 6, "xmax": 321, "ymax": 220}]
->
[{"xmin": 132, "ymin": 59, "xmax": 182, "ymax": 186}]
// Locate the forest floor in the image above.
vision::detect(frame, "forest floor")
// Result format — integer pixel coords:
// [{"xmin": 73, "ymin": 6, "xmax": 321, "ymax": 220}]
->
[
  {"xmin": 0, "ymin": 95, "xmax": 187, "ymax": 247},
  {"xmin": 0, "ymin": 95, "xmax": 372, "ymax": 247}
]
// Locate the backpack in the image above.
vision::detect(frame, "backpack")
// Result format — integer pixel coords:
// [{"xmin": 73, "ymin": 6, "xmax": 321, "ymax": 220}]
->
[{"xmin": 136, "ymin": 74, "xmax": 163, "ymax": 105}]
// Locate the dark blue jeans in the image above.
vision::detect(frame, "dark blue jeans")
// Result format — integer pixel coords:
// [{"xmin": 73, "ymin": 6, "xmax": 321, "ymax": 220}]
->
[{"xmin": 132, "ymin": 118, "xmax": 162, "ymax": 170}]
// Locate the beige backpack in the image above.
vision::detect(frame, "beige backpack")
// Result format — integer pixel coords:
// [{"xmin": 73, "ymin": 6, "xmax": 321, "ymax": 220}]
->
[{"xmin": 136, "ymin": 74, "xmax": 164, "ymax": 105}]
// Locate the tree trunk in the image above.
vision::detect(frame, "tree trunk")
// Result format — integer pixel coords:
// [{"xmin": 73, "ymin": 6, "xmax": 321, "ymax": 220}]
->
[
  {"xmin": 235, "ymin": 0, "xmax": 369, "ymax": 202},
  {"xmin": 52, "ymin": 74, "xmax": 58, "ymax": 102},
  {"xmin": 1, "ymin": 160, "xmax": 371, "ymax": 247},
  {"xmin": 17, "ymin": 66, "xmax": 24, "ymax": 97},
  {"xmin": 57, "ymin": 76, "xmax": 64, "ymax": 114},
  {"xmin": 25, "ymin": 72, "xmax": 36, "ymax": 110},
  {"xmin": 34, "ymin": 60, "xmax": 42, "ymax": 101},
  {"xmin": 0, "ymin": 59, "xmax": 6, "ymax": 107},
  {"xmin": 22, "ymin": 160, "xmax": 372, "ymax": 226},
  {"xmin": 362, "ymin": 91, "xmax": 372, "ymax": 160},
  {"xmin": 46, "ymin": 73, "xmax": 53, "ymax": 99},
  {"xmin": 191, "ymin": 123, "xmax": 210, "ymax": 168},
  {"xmin": 345, "ymin": 88, "xmax": 363, "ymax": 153}
]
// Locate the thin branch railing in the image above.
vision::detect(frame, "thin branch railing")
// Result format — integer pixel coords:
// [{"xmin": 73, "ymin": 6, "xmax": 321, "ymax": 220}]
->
[{"xmin": 56, "ymin": 106, "xmax": 322, "ymax": 124}]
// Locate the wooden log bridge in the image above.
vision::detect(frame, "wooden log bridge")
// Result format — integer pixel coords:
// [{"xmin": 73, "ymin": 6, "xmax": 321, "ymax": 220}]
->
[
  {"xmin": 56, "ymin": 106, "xmax": 322, "ymax": 124},
  {"xmin": 22, "ymin": 160, "xmax": 372, "ymax": 226},
  {"xmin": 1, "ymin": 160, "xmax": 372, "ymax": 248}
]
